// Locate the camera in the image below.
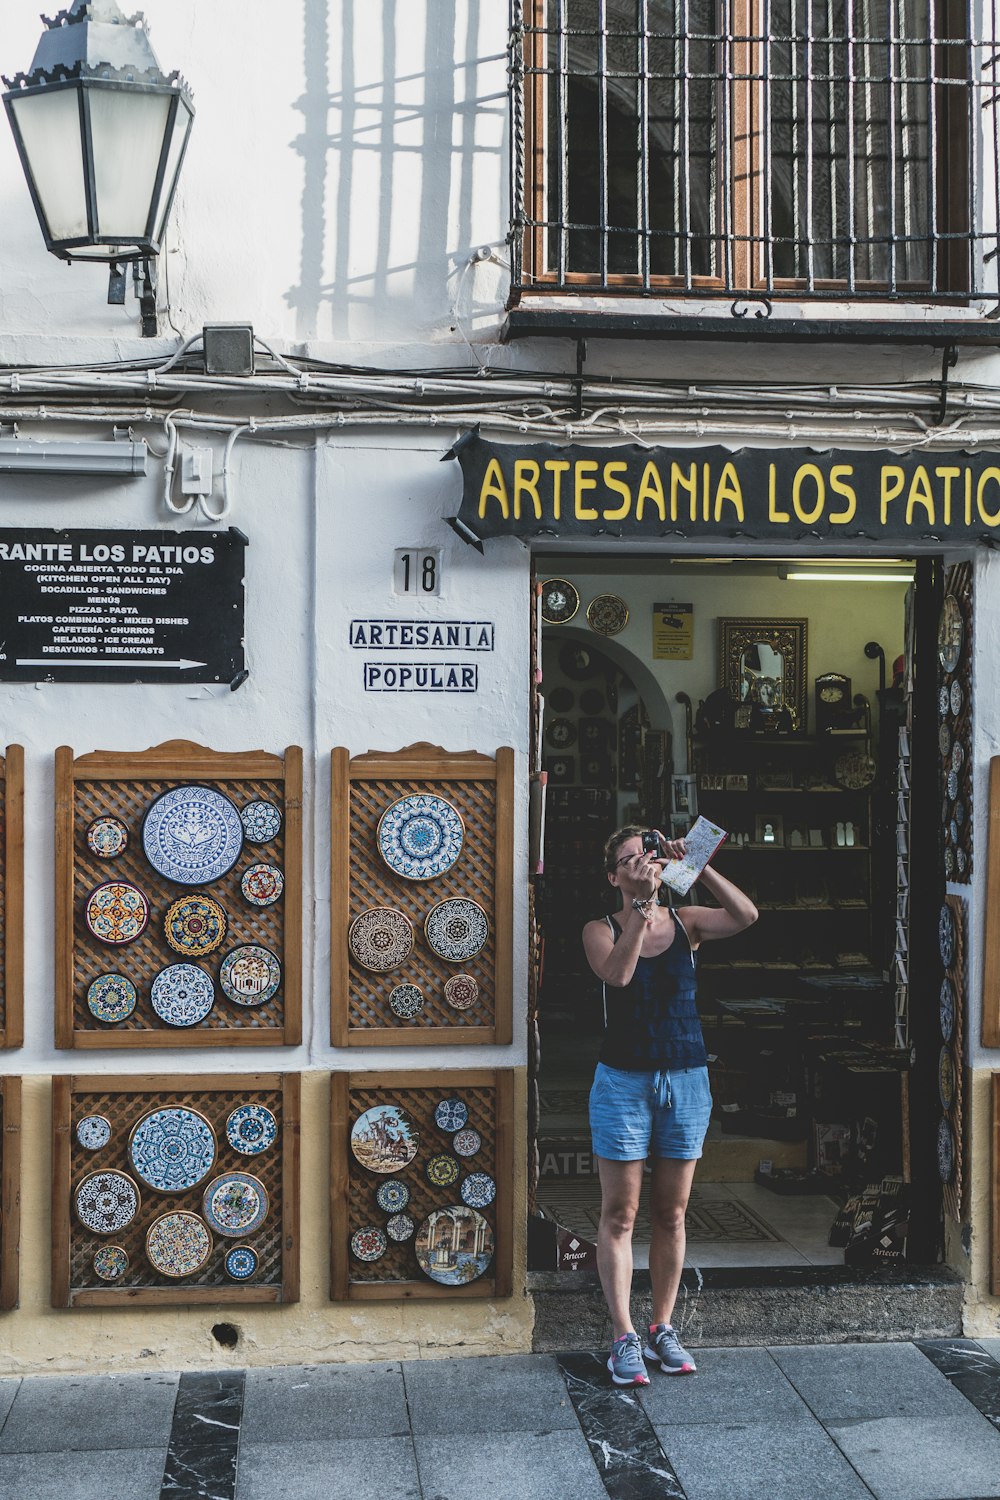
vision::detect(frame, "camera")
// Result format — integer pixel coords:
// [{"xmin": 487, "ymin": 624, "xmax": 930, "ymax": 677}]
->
[{"xmin": 641, "ymin": 831, "xmax": 663, "ymax": 856}]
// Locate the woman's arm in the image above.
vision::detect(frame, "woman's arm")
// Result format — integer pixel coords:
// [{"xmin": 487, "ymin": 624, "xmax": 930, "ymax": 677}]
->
[
  {"xmin": 582, "ymin": 848, "xmax": 662, "ymax": 987},
  {"xmin": 682, "ymin": 864, "xmax": 758, "ymax": 946}
]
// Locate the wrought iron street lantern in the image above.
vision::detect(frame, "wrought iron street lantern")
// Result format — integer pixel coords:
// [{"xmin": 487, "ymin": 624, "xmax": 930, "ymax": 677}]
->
[{"xmin": 2, "ymin": 0, "xmax": 194, "ymax": 335}]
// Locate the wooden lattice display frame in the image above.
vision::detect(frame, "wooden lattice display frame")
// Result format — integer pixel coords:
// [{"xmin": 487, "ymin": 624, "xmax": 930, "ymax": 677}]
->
[
  {"xmin": 0, "ymin": 1077, "xmax": 21, "ymax": 1311},
  {"xmin": 52, "ymin": 1073, "xmax": 300, "ymax": 1307},
  {"xmin": 982, "ymin": 758, "xmax": 1000, "ymax": 1049},
  {"xmin": 940, "ymin": 563, "xmax": 972, "ymax": 883},
  {"xmin": 331, "ymin": 744, "xmax": 514, "ymax": 1045},
  {"xmin": 943, "ymin": 895, "xmax": 967, "ymax": 1224},
  {"xmin": 0, "ymin": 748, "xmax": 24, "ymax": 1050},
  {"xmin": 331, "ymin": 1069, "xmax": 513, "ymax": 1300},
  {"xmin": 55, "ymin": 741, "xmax": 302, "ymax": 1048}
]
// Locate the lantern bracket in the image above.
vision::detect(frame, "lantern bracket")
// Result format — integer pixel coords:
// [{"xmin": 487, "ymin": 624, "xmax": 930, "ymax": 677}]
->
[{"xmin": 106, "ymin": 256, "xmax": 158, "ymax": 336}]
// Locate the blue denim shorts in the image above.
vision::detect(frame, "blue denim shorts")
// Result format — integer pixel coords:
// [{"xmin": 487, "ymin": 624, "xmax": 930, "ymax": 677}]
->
[{"xmin": 589, "ymin": 1061, "xmax": 713, "ymax": 1162}]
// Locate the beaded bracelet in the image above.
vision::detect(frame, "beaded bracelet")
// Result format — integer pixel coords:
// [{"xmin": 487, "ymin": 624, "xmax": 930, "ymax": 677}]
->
[{"xmin": 631, "ymin": 896, "xmax": 655, "ymax": 921}]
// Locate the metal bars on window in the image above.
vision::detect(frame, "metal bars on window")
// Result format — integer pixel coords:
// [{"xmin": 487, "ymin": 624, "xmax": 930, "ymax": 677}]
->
[{"xmin": 509, "ymin": 0, "xmax": 1000, "ymax": 300}]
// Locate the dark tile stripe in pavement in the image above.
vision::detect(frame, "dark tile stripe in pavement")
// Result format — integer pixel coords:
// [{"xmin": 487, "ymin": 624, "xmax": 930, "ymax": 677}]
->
[
  {"xmin": 159, "ymin": 1370, "xmax": 244, "ymax": 1499},
  {"xmin": 916, "ymin": 1340, "xmax": 1000, "ymax": 1428},
  {"xmin": 557, "ymin": 1351, "xmax": 687, "ymax": 1499}
]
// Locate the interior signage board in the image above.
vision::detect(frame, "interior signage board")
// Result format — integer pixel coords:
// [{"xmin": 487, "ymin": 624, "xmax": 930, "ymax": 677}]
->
[
  {"xmin": 0, "ymin": 527, "xmax": 246, "ymax": 683},
  {"xmin": 653, "ymin": 602, "xmax": 693, "ymax": 660},
  {"xmin": 448, "ymin": 433, "xmax": 1000, "ymax": 544}
]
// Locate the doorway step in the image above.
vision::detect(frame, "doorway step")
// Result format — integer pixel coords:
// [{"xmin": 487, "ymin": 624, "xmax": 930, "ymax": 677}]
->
[{"xmin": 528, "ymin": 1263, "xmax": 964, "ymax": 1351}]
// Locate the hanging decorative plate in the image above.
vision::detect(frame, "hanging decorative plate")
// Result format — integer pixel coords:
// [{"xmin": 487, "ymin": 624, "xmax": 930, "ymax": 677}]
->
[
  {"xmin": 548, "ymin": 686, "xmax": 574, "ymax": 713},
  {"xmin": 86, "ymin": 973, "xmax": 137, "ymax": 1024},
  {"xmin": 150, "ymin": 963, "xmax": 215, "ymax": 1027},
  {"xmin": 349, "ymin": 908, "xmax": 414, "ymax": 972},
  {"xmin": 84, "ymin": 881, "xmax": 150, "ymax": 945},
  {"xmin": 386, "ymin": 1212, "xmax": 415, "ymax": 1243},
  {"xmin": 224, "ymin": 1245, "xmax": 259, "ymax": 1281},
  {"xmin": 579, "ymin": 688, "xmax": 606, "ymax": 716},
  {"xmin": 142, "ymin": 785, "xmax": 244, "ymax": 886},
  {"xmin": 389, "ymin": 984, "xmax": 424, "ymax": 1019},
  {"xmin": 939, "ymin": 722, "xmax": 952, "ymax": 758},
  {"xmin": 939, "ymin": 1047, "xmax": 956, "ymax": 1112},
  {"xmin": 76, "ymin": 1114, "xmax": 112, "ymax": 1151},
  {"xmin": 540, "ymin": 578, "xmax": 580, "ymax": 625},
  {"xmin": 938, "ymin": 594, "xmax": 963, "ymax": 672},
  {"xmin": 452, "ymin": 1128, "xmax": 482, "ymax": 1158},
  {"xmin": 952, "ymin": 742, "xmax": 965, "ymax": 773},
  {"xmin": 74, "ymin": 1170, "xmax": 140, "ymax": 1234},
  {"xmin": 426, "ymin": 1154, "xmax": 460, "ymax": 1188},
  {"xmin": 939, "ymin": 904, "xmax": 955, "ymax": 968},
  {"xmin": 414, "ymin": 1204, "xmax": 494, "ymax": 1286},
  {"xmin": 460, "ymin": 1172, "xmax": 497, "ymax": 1209},
  {"xmin": 443, "ymin": 973, "xmax": 479, "ymax": 1011},
  {"xmin": 164, "ymin": 894, "xmax": 228, "ymax": 958},
  {"xmin": 93, "ymin": 1245, "xmax": 128, "ymax": 1281},
  {"xmin": 944, "ymin": 847, "xmax": 955, "ymax": 877},
  {"xmin": 947, "ymin": 769, "xmax": 959, "ymax": 801},
  {"xmin": 950, "ymin": 679, "xmax": 964, "ymax": 717},
  {"xmin": 129, "ymin": 1106, "xmax": 216, "ymax": 1193},
  {"xmin": 86, "ymin": 816, "xmax": 129, "ymax": 859},
  {"xmin": 225, "ymin": 1103, "xmax": 278, "ymax": 1156},
  {"xmin": 937, "ymin": 1116, "xmax": 955, "ymax": 1183},
  {"xmin": 425, "ymin": 899, "xmax": 489, "ymax": 963},
  {"xmin": 957, "ymin": 848, "xmax": 968, "ymax": 876},
  {"xmin": 377, "ymin": 794, "xmax": 465, "ymax": 881},
  {"xmin": 938, "ymin": 685, "xmax": 950, "ymax": 718},
  {"xmin": 559, "ymin": 641, "xmax": 597, "ymax": 681},
  {"xmin": 219, "ymin": 945, "xmax": 282, "ymax": 1006},
  {"xmin": 202, "ymin": 1172, "xmax": 269, "ymax": 1237},
  {"xmin": 240, "ymin": 799, "xmax": 283, "ymax": 844},
  {"xmin": 833, "ymin": 752, "xmax": 876, "ymax": 791},
  {"xmin": 950, "ymin": 819, "xmax": 959, "ymax": 846},
  {"xmin": 375, "ymin": 1179, "xmax": 410, "ymax": 1213},
  {"xmin": 545, "ymin": 718, "xmax": 577, "ymax": 750},
  {"xmin": 434, "ymin": 1098, "xmax": 469, "ymax": 1133},
  {"xmin": 350, "ymin": 1226, "xmax": 387, "ymax": 1263},
  {"xmin": 956, "ymin": 801, "xmax": 967, "ymax": 826},
  {"xmin": 350, "ymin": 1104, "xmax": 419, "ymax": 1174},
  {"xmin": 586, "ymin": 593, "xmax": 629, "ymax": 637},
  {"xmin": 241, "ymin": 863, "xmax": 284, "ymax": 907},
  {"xmin": 146, "ymin": 1211, "xmax": 212, "ymax": 1278}
]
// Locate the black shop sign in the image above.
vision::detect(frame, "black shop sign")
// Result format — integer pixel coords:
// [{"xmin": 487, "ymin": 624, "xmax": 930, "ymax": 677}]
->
[
  {"xmin": 0, "ymin": 528, "xmax": 246, "ymax": 683},
  {"xmin": 447, "ymin": 433, "xmax": 1000, "ymax": 544}
]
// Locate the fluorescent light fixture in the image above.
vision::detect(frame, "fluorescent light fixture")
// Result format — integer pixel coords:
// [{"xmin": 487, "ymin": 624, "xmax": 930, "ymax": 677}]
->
[
  {"xmin": 0, "ymin": 438, "xmax": 147, "ymax": 476},
  {"xmin": 784, "ymin": 570, "xmax": 914, "ymax": 583}
]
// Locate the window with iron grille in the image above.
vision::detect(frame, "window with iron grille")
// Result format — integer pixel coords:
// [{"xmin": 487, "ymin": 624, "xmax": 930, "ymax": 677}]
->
[{"xmin": 509, "ymin": 0, "xmax": 1000, "ymax": 301}]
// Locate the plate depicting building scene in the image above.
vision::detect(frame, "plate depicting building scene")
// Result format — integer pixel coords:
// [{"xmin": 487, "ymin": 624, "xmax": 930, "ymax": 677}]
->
[{"xmin": 414, "ymin": 1204, "xmax": 494, "ymax": 1286}]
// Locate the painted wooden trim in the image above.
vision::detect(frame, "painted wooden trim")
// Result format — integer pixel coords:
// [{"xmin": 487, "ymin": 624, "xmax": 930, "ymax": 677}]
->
[
  {"xmin": 2, "ymin": 747, "xmax": 24, "ymax": 1050},
  {"xmin": 0, "ymin": 1077, "xmax": 21, "ymax": 1311}
]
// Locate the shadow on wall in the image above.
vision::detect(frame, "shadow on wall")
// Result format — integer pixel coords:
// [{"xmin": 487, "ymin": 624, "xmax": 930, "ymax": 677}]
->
[{"xmin": 289, "ymin": 0, "xmax": 509, "ymax": 342}]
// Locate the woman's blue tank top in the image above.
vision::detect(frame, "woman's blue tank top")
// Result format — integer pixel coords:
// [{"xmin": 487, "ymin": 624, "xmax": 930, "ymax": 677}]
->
[{"xmin": 598, "ymin": 910, "xmax": 707, "ymax": 1071}]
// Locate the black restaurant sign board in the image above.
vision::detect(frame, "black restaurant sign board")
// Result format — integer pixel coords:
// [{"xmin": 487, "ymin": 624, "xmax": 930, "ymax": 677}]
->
[
  {"xmin": 0, "ymin": 528, "xmax": 245, "ymax": 683},
  {"xmin": 448, "ymin": 432, "xmax": 1000, "ymax": 544}
]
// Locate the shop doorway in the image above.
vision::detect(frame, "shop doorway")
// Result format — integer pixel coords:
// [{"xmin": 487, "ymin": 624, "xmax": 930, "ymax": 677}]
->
[{"xmin": 528, "ymin": 555, "xmax": 939, "ymax": 1275}]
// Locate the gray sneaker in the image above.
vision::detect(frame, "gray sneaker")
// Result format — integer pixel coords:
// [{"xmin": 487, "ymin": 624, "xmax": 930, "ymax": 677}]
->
[
  {"xmin": 607, "ymin": 1331, "xmax": 650, "ymax": 1386},
  {"xmin": 644, "ymin": 1323, "xmax": 697, "ymax": 1374}
]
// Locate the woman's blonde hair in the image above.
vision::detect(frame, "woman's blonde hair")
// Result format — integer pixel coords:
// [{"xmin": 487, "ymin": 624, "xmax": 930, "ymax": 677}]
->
[{"xmin": 602, "ymin": 825, "xmax": 647, "ymax": 872}]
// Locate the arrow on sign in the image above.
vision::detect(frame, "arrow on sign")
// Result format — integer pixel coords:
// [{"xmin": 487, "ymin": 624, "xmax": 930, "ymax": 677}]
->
[{"xmin": 15, "ymin": 658, "xmax": 208, "ymax": 670}]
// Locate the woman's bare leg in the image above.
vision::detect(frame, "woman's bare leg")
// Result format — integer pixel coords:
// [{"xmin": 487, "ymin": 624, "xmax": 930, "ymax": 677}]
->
[
  {"xmin": 595, "ymin": 1156, "xmax": 646, "ymax": 1339},
  {"xmin": 648, "ymin": 1157, "xmax": 698, "ymax": 1327}
]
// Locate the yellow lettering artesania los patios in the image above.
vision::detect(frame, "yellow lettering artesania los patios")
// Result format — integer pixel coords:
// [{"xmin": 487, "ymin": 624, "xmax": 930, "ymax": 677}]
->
[
  {"xmin": 768, "ymin": 464, "xmax": 790, "ymax": 523},
  {"xmin": 544, "ymin": 459, "xmax": 570, "ymax": 520},
  {"xmin": 636, "ymin": 462, "xmax": 666, "ymax": 521},
  {"xmin": 880, "ymin": 466, "xmax": 905, "ymax": 525},
  {"xmin": 714, "ymin": 462, "xmax": 745, "ymax": 522},
  {"xmin": 828, "ymin": 466, "xmax": 856, "ymax": 524},
  {"xmin": 575, "ymin": 460, "xmax": 599, "ymax": 520},
  {"xmin": 977, "ymin": 467, "xmax": 1000, "ymax": 524},
  {"xmin": 478, "ymin": 457, "xmax": 510, "ymax": 519},
  {"xmin": 513, "ymin": 460, "xmax": 542, "ymax": 520},
  {"xmin": 905, "ymin": 465, "xmax": 935, "ymax": 526},
  {"xmin": 602, "ymin": 461, "xmax": 631, "ymax": 520},
  {"xmin": 791, "ymin": 463, "xmax": 825, "ymax": 525}
]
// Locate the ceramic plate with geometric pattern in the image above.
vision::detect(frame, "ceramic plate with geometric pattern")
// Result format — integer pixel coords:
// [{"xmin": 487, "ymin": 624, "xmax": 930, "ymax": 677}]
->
[
  {"xmin": 414, "ymin": 1204, "xmax": 494, "ymax": 1286},
  {"xmin": 225, "ymin": 1103, "xmax": 278, "ymax": 1156},
  {"xmin": 241, "ymin": 863, "xmax": 284, "ymax": 907},
  {"xmin": 434, "ymin": 1098, "xmax": 469, "ymax": 1133},
  {"xmin": 452, "ymin": 1129, "xmax": 481, "ymax": 1158},
  {"xmin": 219, "ymin": 945, "xmax": 281, "ymax": 1007},
  {"xmin": 150, "ymin": 963, "xmax": 215, "ymax": 1027},
  {"xmin": 375, "ymin": 1179, "xmax": 410, "ymax": 1214},
  {"xmin": 84, "ymin": 881, "xmax": 150, "ymax": 945},
  {"xmin": 86, "ymin": 973, "xmax": 138, "ymax": 1024},
  {"xmin": 145, "ymin": 1211, "xmax": 213, "ymax": 1277},
  {"xmin": 86, "ymin": 816, "xmax": 129, "ymax": 859},
  {"xmin": 425, "ymin": 1154, "xmax": 460, "ymax": 1188},
  {"xmin": 164, "ymin": 895, "xmax": 228, "ymax": 957},
  {"xmin": 389, "ymin": 984, "xmax": 424, "ymax": 1019},
  {"xmin": 385, "ymin": 1212, "xmax": 415, "ymax": 1243},
  {"xmin": 202, "ymin": 1172, "xmax": 269, "ymax": 1236},
  {"xmin": 224, "ymin": 1245, "xmax": 259, "ymax": 1281},
  {"xmin": 76, "ymin": 1114, "xmax": 112, "ymax": 1151},
  {"xmin": 349, "ymin": 908, "xmax": 414, "ymax": 973},
  {"xmin": 443, "ymin": 974, "xmax": 479, "ymax": 1011},
  {"xmin": 93, "ymin": 1245, "xmax": 129, "ymax": 1281},
  {"xmin": 129, "ymin": 1106, "xmax": 217, "ymax": 1193},
  {"xmin": 940, "ymin": 977, "xmax": 956, "ymax": 1043},
  {"xmin": 142, "ymin": 785, "xmax": 244, "ymax": 885},
  {"xmin": 424, "ymin": 899, "xmax": 489, "ymax": 963},
  {"xmin": 376, "ymin": 794, "xmax": 465, "ymax": 881},
  {"xmin": 74, "ymin": 1170, "xmax": 140, "ymax": 1234},
  {"xmin": 937, "ymin": 1115, "xmax": 955, "ymax": 1183},
  {"xmin": 460, "ymin": 1172, "xmax": 496, "ymax": 1209},
  {"xmin": 350, "ymin": 1226, "xmax": 387, "ymax": 1262},
  {"xmin": 240, "ymin": 800, "xmax": 283, "ymax": 844}
]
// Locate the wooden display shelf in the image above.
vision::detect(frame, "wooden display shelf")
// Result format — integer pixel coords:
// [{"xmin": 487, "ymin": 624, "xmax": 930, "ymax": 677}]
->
[
  {"xmin": 331, "ymin": 743, "xmax": 514, "ymax": 1046},
  {"xmin": 331, "ymin": 1069, "xmax": 513, "ymax": 1301},
  {"xmin": 52, "ymin": 1072, "xmax": 300, "ymax": 1307},
  {"xmin": 54, "ymin": 741, "xmax": 302, "ymax": 1049},
  {"xmin": 0, "ymin": 747, "xmax": 24, "ymax": 1050},
  {"xmin": 0, "ymin": 1077, "xmax": 21, "ymax": 1311}
]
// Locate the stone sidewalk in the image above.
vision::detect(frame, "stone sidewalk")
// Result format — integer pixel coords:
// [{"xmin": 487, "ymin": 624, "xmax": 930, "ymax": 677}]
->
[{"xmin": 0, "ymin": 1338, "xmax": 998, "ymax": 1499}]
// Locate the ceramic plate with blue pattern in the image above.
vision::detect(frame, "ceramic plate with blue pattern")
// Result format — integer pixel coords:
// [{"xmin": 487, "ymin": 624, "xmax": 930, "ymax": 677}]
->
[
  {"xmin": 241, "ymin": 799, "xmax": 283, "ymax": 844},
  {"xmin": 225, "ymin": 1103, "xmax": 278, "ymax": 1156},
  {"xmin": 414, "ymin": 1205, "xmax": 494, "ymax": 1286},
  {"xmin": 202, "ymin": 1172, "xmax": 269, "ymax": 1236},
  {"xmin": 460, "ymin": 1172, "xmax": 496, "ymax": 1209},
  {"xmin": 424, "ymin": 899, "xmax": 489, "ymax": 963},
  {"xmin": 76, "ymin": 1114, "xmax": 112, "ymax": 1151},
  {"xmin": 434, "ymin": 1098, "xmax": 469, "ymax": 1133},
  {"xmin": 142, "ymin": 785, "xmax": 244, "ymax": 885},
  {"xmin": 150, "ymin": 963, "xmax": 215, "ymax": 1027},
  {"xmin": 129, "ymin": 1106, "xmax": 217, "ymax": 1193},
  {"xmin": 87, "ymin": 973, "xmax": 137, "ymax": 1024},
  {"xmin": 376, "ymin": 794, "xmax": 464, "ymax": 881},
  {"xmin": 375, "ymin": 1179, "xmax": 410, "ymax": 1213},
  {"xmin": 224, "ymin": 1244, "xmax": 259, "ymax": 1281}
]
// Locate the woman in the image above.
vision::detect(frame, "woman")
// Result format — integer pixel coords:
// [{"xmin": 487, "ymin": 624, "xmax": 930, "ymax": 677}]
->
[{"xmin": 582, "ymin": 825, "xmax": 758, "ymax": 1386}]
